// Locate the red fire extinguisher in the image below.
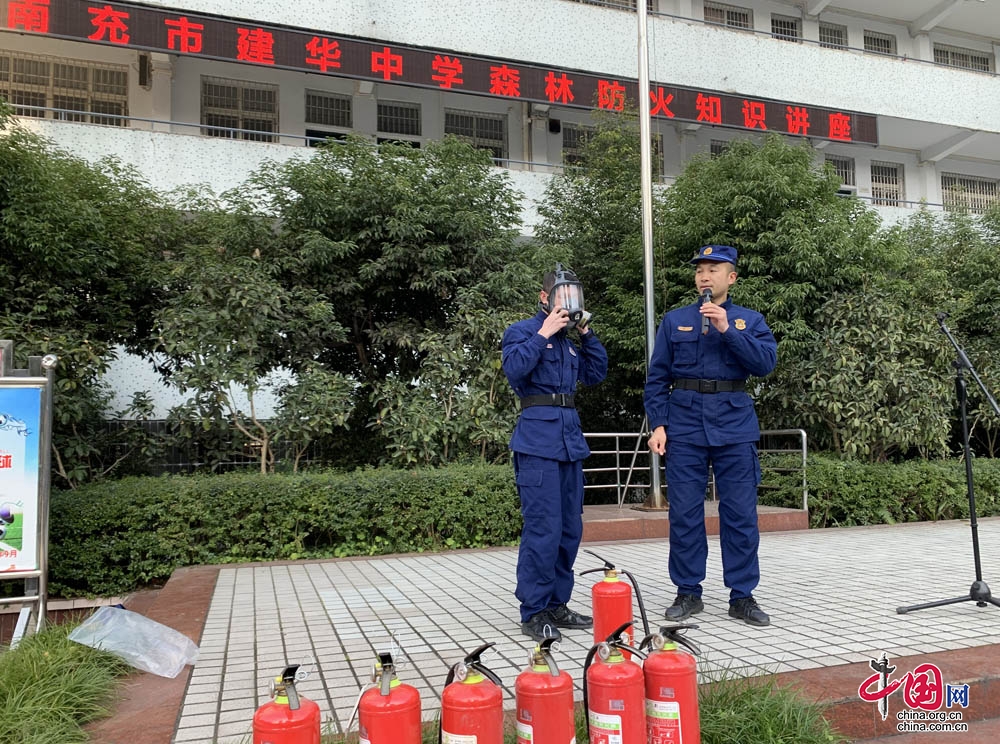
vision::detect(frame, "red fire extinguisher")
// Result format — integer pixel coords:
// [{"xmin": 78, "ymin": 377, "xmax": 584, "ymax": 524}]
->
[
  {"xmin": 515, "ymin": 637, "xmax": 575, "ymax": 744},
  {"xmin": 579, "ymin": 550, "xmax": 651, "ymax": 655},
  {"xmin": 639, "ymin": 624, "xmax": 701, "ymax": 744},
  {"xmin": 440, "ymin": 642, "xmax": 503, "ymax": 744},
  {"xmin": 349, "ymin": 651, "xmax": 422, "ymax": 744},
  {"xmin": 584, "ymin": 622, "xmax": 648, "ymax": 744},
  {"xmin": 252, "ymin": 665, "xmax": 321, "ymax": 744}
]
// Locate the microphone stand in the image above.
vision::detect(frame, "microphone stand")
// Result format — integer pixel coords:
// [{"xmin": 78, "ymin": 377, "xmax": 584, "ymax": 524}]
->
[{"xmin": 897, "ymin": 313, "xmax": 1000, "ymax": 614}]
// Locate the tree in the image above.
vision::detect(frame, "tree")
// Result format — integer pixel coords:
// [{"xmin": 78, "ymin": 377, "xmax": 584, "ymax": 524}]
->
[
  {"xmin": 218, "ymin": 136, "xmax": 527, "ymax": 463},
  {"xmin": 272, "ymin": 364, "xmax": 355, "ymax": 472},
  {"xmin": 0, "ymin": 106, "xmax": 173, "ymax": 486},
  {"xmin": 893, "ymin": 206, "xmax": 1000, "ymax": 455},
  {"xmin": 154, "ymin": 244, "xmax": 340, "ymax": 474}
]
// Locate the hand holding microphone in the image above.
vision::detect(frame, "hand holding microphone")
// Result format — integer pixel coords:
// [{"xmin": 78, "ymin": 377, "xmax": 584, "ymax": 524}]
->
[{"xmin": 700, "ymin": 288, "xmax": 713, "ymax": 335}]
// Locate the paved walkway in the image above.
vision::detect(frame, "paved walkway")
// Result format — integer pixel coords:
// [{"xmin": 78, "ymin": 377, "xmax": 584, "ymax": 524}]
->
[{"xmin": 159, "ymin": 519, "xmax": 1000, "ymax": 743}]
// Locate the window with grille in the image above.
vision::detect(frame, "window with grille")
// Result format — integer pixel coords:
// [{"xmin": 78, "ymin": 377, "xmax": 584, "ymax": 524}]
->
[
  {"xmin": 562, "ymin": 123, "xmax": 594, "ymax": 166},
  {"xmin": 819, "ymin": 22, "xmax": 848, "ymax": 49},
  {"xmin": 305, "ymin": 91, "xmax": 351, "ymax": 128},
  {"xmin": 201, "ymin": 76, "xmax": 278, "ymax": 142},
  {"xmin": 864, "ymin": 30, "xmax": 896, "ymax": 56},
  {"xmin": 825, "ymin": 155, "xmax": 856, "ymax": 194},
  {"xmin": 568, "ymin": 0, "xmax": 657, "ymax": 11},
  {"xmin": 933, "ymin": 44, "xmax": 994, "ymax": 73},
  {"xmin": 0, "ymin": 52, "xmax": 128, "ymax": 125},
  {"xmin": 377, "ymin": 101, "xmax": 421, "ymax": 137},
  {"xmin": 771, "ymin": 14, "xmax": 801, "ymax": 42},
  {"xmin": 942, "ymin": 173, "xmax": 1000, "ymax": 214},
  {"xmin": 704, "ymin": 1, "xmax": 752, "ymax": 30},
  {"xmin": 445, "ymin": 109, "xmax": 508, "ymax": 162},
  {"xmin": 870, "ymin": 161, "xmax": 903, "ymax": 206},
  {"xmin": 304, "ymin": 91, "xmax": 351, "ymax": 146},
  {"xmin": 710, "ymin": 140, "xmax": 728, "ymax": 157}
]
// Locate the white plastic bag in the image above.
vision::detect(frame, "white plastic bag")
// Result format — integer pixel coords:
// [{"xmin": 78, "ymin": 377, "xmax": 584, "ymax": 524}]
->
[{"xmin": 68, "ymin": 605, "xmax": 200, "ymax": 678}]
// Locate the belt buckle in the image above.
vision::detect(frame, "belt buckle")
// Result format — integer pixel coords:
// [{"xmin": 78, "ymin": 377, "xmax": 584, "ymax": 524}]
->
[
  {"xmin": 557, "ymin": 393, "xmax": 568, "ymax": 406},
  {"xmin": 700, "ymin": 379, "xmax": 717, "ymax": 393}
]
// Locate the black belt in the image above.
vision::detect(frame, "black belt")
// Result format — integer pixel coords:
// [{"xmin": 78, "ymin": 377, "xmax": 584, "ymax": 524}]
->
[
  {"xmin": 672, "ymin": 378, "xmax": 745, "ymax": 394},
  {"xmin": 520, "ymin": 393, "xmax": 576, "ymax": 409}
]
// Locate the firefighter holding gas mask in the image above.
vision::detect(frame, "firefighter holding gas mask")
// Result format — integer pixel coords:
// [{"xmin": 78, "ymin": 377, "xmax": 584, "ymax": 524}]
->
[{"xmin": 501, "ymin": 264, "xmax": 608, "ymax": 642}]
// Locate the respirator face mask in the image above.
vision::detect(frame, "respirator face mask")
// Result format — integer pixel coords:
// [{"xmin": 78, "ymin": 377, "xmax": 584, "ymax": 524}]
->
[{"xmin": 541, "ymin": 263, "xmax": 592, "ymax": 331}]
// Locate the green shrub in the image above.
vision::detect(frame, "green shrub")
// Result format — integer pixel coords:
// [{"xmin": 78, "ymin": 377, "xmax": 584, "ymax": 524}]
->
[
  {"xmin": 49, "ymin": 464, "xmax": 521, "ymax": 597},
  {"xmin": 0, "ymin": 624, "xmax": 131, "ymax": 744},
  {"xmin": 761, "ymin": 454, "xmax": 1000, "ymax": 528}
]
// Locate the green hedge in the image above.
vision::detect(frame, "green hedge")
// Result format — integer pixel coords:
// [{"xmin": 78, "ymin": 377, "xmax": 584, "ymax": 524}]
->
[
  {"xmin": 48, "ymin": 457, "xmax": 1000, "ymax": 597},
  {"xmin": 762, "ymin": 454, "xmax": 1000, "ymax": 528},
  {"xmin": 49, "ymin": 464, "xmax": 521, "ymax": 598}
]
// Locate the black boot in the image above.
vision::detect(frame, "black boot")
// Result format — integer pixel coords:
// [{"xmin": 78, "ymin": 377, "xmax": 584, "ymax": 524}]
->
[
  {"xmin": 521, "ymin": 610, "xmax": 562, "ymax": 642},
  {"xmin": 548, "ymin": 604, "xmax": 593, "ymax": 629}
]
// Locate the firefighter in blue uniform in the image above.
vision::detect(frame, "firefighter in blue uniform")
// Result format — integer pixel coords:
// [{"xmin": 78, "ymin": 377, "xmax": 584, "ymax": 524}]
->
[
  {"xmin": 644, "ymin": 245, "xmax": 777, "ymax": 626},
  {"xmin": 502, "ymin": 265, "xmax": 608, "ymax": 642}
]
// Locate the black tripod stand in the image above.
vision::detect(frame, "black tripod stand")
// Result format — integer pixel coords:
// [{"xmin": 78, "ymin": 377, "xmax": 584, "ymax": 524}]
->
[{"xmin": 897, "ymin": 313, "xmax": 1000, "ymax": 614}]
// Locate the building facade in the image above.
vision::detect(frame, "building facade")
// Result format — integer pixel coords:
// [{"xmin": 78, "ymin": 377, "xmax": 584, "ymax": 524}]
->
[{"xmin": 2, "ymin": 0, "xmax": 999, "ymax": 234}]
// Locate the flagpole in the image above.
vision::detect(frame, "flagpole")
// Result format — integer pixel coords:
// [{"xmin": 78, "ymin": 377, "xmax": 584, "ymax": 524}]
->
[{"xmin": 636, "ymin": 0, "xmax": 666, "ymax": 510}]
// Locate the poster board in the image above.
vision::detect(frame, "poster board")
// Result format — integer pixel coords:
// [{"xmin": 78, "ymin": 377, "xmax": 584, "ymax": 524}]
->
[{"xmin": 0, "ymin": 380, "xmax": 45, "ymax": 573}]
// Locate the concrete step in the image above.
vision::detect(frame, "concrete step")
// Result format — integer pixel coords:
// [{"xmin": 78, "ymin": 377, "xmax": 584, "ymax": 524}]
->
[
  {"xmin": 582, "ymin": 502, "xmax": 808, "ymax": 542},
  {"xmin": 770, "ymin": 644, "xmax": 1000, "ymax": 742},
  {"xmin": 860, "ymin": 716, "xmax": 1000, "ymax": 743}
]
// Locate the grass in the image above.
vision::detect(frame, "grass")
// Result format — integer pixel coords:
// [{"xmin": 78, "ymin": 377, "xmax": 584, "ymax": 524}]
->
[
  {"xmin": 0, "ymin": 623, "xmax": 131, "ymax": 744},
  {"xmin": 314, "ymin": 670, "xmax": 845, "ymax": 744}
]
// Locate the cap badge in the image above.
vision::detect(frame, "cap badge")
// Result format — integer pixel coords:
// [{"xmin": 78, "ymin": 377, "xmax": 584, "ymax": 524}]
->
[{"xmin": 702, "ymin": 247, "xmax": 713, "ymax": 256}]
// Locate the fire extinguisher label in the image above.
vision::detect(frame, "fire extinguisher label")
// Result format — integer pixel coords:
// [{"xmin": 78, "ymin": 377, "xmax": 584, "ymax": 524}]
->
[
  {"xmin": 646, "ymin": 699, "xmax": 683, "ymax": 743},
  {"xmin": 442, "ymin": 732, "xmax": 477, "ymax": 744},
  {"xmin": 516, "ymin": 720, "xmax": 532, "ymax": 743},
  {"xmin": 588, "ymin": 710, "xmax": 624, "ymax": 744}
]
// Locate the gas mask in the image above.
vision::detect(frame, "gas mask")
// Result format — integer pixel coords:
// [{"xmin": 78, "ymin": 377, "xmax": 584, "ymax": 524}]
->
[{"xmin": 540, "ymin": 263, "xmax": 592, "ymax": 331}]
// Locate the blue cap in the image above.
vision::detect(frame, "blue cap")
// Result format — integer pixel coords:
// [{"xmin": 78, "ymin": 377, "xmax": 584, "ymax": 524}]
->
[{"xmin": 690, "ymin": 245, "xmax": 738, "ymax": 265}]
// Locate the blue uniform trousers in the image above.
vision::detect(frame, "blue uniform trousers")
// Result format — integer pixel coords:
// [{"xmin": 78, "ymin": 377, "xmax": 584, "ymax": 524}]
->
[
  {"xmin": 513, "ymin": 452, "xmax": 584, "ymax": 622},
  {"xmin": 665, "ymin": 440, "xmax": 761, "ymax": 601}
]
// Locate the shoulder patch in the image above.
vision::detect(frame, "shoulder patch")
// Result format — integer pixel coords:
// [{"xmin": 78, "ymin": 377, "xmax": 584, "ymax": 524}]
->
[
  {"xmin": 735, "ymin": 318, "xmax": 746, "ymax": 330},
  {"xmin": 677, "ymin": 326, "xmax": 694, "ymax": 332}
]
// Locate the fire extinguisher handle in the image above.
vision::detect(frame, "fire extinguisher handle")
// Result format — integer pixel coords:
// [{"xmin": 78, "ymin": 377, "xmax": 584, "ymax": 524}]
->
[
  {"xmin": 605, "ymin": 620, "xmax": 635, "ymax": 644},
  {"xmin": 582, "ymin": 549, "xmax": 616, "ymax": 571},
  {"xmin": 463, "ymin": 641, "xmax": 496, "ymax": 665},
  {"xmin": 538, "ymin": 637, "xmax": 562, "ymax": 676},
  {"xmin": 471, "ymin": 662, "xmax": 504, "ymax": 688},
  {"xmin": 639, "ymin": 624, "xmax": 702, "ymax": 656}
]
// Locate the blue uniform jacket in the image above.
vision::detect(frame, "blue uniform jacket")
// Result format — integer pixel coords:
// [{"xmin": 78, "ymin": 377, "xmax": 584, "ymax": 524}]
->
[
  {"xmin": 644, "ymin": 298, "xmax": 777, "ymax": 447},
  {"xmin": 502, "ymin": 311, "xmax": 609, "ymax": 461}
]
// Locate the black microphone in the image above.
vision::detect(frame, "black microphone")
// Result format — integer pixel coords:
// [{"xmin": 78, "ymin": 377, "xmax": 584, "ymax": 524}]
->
[{"xmin": 701, "ymin": 288, "xmax": 713, "ymax": 335}]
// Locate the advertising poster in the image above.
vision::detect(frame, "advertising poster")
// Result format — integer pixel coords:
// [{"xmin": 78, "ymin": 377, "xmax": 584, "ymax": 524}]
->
[{"xmin": 0, "ymin": 384, "xmax": 43, "ymax": 572}]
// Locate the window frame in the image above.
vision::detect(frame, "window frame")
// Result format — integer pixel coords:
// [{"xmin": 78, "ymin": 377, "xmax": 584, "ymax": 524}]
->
[
  {"xmin": 0, "ymin": 51, "xmax": 129, "ymax": 126},
  {"xmin": 201, "ymin": 75, "xmax": 279, "ymax": 142},
  {"xmin": 870, "ymin": 161, "xmax": 904, "ymax": 207},
  {"xmin": 444, "ymin": 108, "xmax": 509, "ymax": 163},
  {"xmin": 704, "ymin": 1, "xmax": 753, "ymax": 30},
  {"xmin": 933, "ymin": 43, "xmax": 994, "ymax": 73},
  {"xmin": 863, "ymin": 30, "xmax": 897, "ymax": 56},
  {"xmin": 942, "ymin": 172, "xmax": 1000, "ymax": 214},
  {"xmin": 771, "ymin": 14, "xmax": 802, "ymax": 43},
  {"xmin": 819, "ymin": 22, "xmax": 848, "ymax": 49}
]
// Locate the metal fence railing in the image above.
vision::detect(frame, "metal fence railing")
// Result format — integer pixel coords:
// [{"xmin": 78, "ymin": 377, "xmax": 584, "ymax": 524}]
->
[{"xmin": 582, "ymin": 428, "xmax": 809, "ymax": 511}]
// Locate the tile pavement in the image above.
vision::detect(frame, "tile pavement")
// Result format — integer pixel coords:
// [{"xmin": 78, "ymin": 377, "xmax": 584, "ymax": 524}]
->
[{"xmin": 166, "ymin": 518, "xmax": 1000, "ymax": 743}]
